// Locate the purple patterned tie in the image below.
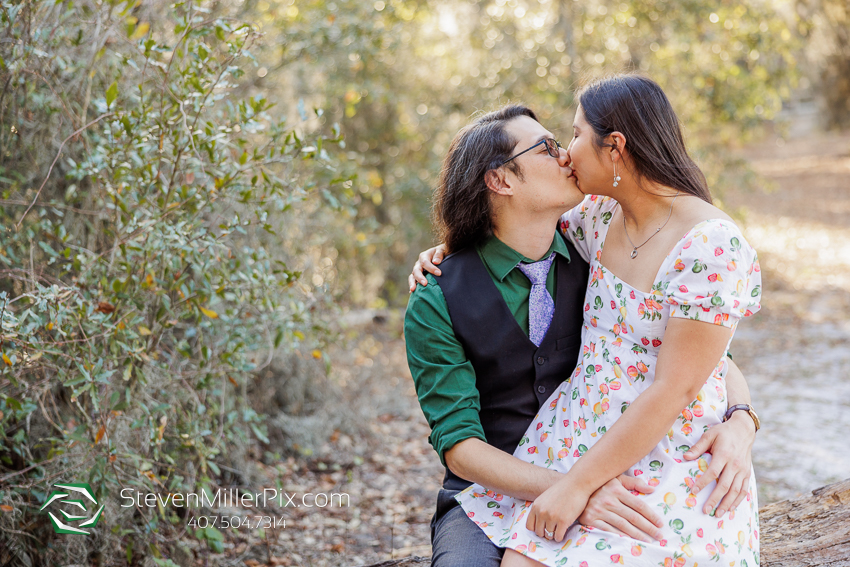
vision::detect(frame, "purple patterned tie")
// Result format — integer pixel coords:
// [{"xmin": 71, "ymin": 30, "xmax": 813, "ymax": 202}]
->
[{"xmin": 517, "ymin": 252, "xmax": 556, "ymax": 347}]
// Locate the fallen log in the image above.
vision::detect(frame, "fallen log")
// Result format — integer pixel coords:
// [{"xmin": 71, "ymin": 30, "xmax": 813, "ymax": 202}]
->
[
  {"xmin": 361, "ymin": 478, "xmax": 850, "ymax": 567},
  {"xmin": 760, "ymin": 478, "xmax": 850, "ymax": 566}
]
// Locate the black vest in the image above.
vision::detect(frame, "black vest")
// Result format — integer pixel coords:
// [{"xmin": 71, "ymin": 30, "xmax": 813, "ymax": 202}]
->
[{"xmin": 436, "ymin": 241, "xmax": 589, "ymax": 490}]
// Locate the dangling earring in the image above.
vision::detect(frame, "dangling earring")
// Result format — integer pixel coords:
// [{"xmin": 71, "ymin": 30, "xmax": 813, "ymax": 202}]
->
[{"xmin": 612, "ymin": 159, "xmax": 621, "ymax": 188}]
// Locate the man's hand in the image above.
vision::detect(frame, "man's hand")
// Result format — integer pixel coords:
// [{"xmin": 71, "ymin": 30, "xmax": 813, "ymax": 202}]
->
[
  {"xmin": 577, "ymin": 475, "xmax": 663, "ymax": 542},
  {"xmin": 408, "ymin": 244, "xmax": 448, "ymax": 291},
  {"xmin": 683, "ymin": 411, "xmax": 756, "ymax": 518}
]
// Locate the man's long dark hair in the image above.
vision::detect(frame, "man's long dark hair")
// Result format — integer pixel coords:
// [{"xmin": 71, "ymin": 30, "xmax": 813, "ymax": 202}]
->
[
  {"xmin": 577, "ymin": 74, "xmax": 712, "ymax": 203},
  {"xmin": 433, "ymin": 105, "xmax": 538, "ymax": 253}
]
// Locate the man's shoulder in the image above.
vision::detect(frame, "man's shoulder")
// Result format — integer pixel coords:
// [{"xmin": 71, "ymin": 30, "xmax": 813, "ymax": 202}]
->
[
  {"xmin": 406, "ymin": 272, "xmax": 447, "ymax": 319},
  {"xmin": 404, "ymin": 272, "xmax": 458, "ymax": 350},
  {"xmin": 431, "ymin": 246, "xmax": 485, "ymax": 285},
  {"xmin": 436, "ymin": 245, "xmax": 477, "ymax": 267},
  {"xmin": 405, "ymin": 245, "xmax": 482, "ymax": 324},
  {"xmin": 417, "ymin": 272, "xmax": 443, "ymax": 293}
]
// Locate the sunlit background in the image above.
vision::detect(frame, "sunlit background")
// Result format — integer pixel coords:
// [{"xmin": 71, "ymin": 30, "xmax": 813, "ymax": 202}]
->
[{"xmin": 1, "ymin": 0, "xmax": 848, "ymax": 564}]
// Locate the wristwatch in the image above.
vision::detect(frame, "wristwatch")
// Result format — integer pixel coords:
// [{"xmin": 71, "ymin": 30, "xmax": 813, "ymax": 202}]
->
[{"xmin": 723, "ymin": 404, "xmax": 760, "ymax": 432}]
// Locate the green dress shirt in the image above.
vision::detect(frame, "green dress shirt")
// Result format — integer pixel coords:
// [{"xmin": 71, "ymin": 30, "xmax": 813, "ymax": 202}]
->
[{"xmin": 404, "ymin": 232, "xmax": 572, "ymax": 466}]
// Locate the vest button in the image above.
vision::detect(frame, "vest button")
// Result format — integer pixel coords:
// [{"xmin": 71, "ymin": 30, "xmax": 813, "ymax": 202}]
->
[
  {"xmin": 536, "ymin": 356, "xmax": 545, "ymax": 365},
  {"xmin": 537, "ymin": 385, "xmax": 546, "ymax": 394}
]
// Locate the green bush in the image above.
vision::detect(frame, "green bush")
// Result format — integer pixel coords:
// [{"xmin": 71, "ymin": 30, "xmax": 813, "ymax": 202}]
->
[{"xmin": 0, "ymin": 0, "xmax": 346, "ymax": 562}]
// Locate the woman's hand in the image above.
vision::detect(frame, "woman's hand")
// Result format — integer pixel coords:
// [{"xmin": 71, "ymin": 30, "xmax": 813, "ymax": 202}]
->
[
  {"xmin": 407, "ymin": 243, "xmax": 448, "ymax": 292},
  {"xmin": 683, "ymin": 410, "xmax": 756, "ymax": 518},
  {"xmin": 525, "ymin": 479, "xmax": 591, "ymax": 542}
]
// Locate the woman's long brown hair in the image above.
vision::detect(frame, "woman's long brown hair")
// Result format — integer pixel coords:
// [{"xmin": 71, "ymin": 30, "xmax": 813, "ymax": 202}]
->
[{"xmin": 578, "ymin": 74, "xmax": 712, "ymax": 203}]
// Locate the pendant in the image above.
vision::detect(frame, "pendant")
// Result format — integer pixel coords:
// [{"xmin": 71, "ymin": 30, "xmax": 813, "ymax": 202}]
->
[{"xmin": 630, "ymin": 248, "xmax": 638, "ymax": 259}]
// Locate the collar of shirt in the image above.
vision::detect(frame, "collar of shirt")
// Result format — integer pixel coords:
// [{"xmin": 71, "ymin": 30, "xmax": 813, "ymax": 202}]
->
[{"xmin": 477, "ymin": 231, "xmax": 571, "ymax": 283}]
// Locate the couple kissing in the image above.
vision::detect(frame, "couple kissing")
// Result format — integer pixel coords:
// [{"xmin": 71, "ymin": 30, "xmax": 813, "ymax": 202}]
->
[{"xmin": 405, "ymin": 74, "xmax": 762, "ymax": 567}]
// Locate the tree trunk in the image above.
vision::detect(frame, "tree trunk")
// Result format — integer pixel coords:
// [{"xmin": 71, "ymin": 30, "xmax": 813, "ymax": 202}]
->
[{"xmin": 360, "ymin": 478, "xmax": 850, "ymax": 567}]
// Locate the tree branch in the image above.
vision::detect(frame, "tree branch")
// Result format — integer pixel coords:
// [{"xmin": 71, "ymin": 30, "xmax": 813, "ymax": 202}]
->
[{"xmin": 16, "ymin": 112, "xmax": 115, "ymax": 229}]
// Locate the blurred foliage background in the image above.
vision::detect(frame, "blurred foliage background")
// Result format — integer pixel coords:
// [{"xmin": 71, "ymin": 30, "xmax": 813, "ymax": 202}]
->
[{"xmin": 0, "ymin": 0, "xmax": 846, "ymax": 563}]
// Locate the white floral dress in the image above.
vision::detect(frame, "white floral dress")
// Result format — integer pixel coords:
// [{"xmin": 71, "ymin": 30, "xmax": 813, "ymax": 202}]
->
[{"xmin": 456, "ymin": 195, "xmax": 762, "ymax": 567}]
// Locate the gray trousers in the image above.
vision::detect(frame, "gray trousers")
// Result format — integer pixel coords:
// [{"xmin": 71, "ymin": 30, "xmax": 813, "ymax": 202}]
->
[{"xmin": 430, "ymin": 489, "xmax": 504, "ymax": 567}]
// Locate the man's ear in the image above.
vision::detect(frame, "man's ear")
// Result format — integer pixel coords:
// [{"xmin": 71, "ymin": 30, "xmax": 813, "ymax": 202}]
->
[{"xmin": 484, "ymin": 168, "xmax": 513, "ymax": 196}]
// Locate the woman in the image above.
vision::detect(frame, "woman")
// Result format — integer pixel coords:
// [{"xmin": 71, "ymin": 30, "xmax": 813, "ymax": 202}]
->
[{"xmin": 410, "ymin": 75, "xmax": 761, "ymax": 567}]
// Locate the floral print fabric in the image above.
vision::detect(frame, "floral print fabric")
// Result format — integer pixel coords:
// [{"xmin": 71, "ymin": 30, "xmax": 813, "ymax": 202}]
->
[{"xmin": 455, "ymin": 195, "xmax": 762, "ymax": 567}]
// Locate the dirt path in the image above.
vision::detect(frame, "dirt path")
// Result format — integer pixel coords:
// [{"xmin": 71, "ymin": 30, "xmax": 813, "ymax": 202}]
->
[
  {"xmin": 224, "ymin": 325, "xmax": 443, "ymax": 566},
  {"xmin": 721, "ymin": 130, "xmax": 850, "ymax": 504},
  {"xmin": 269, "ymin": 332, "xmax": 442, "ymax": 566},
  {"xmin": 215, "ymin": 131, "xmax": 850, "ymax": 566}
]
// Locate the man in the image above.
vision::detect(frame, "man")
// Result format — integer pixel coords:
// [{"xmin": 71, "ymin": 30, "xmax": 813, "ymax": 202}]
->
[{"xmin": 405, "ymin": 105, "xmax": 758, "ymax": 566}]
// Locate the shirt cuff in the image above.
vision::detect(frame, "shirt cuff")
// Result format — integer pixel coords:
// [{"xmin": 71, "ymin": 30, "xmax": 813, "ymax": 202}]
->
[{"xmin": 431, "ymin": 407, "xmax": 487, "ymax": 467}]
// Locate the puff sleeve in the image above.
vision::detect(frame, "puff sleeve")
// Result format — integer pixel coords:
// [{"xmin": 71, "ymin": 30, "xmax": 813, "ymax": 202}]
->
[{"xmin": 663, "ymin": 220, "xmax": 761, "ymax": 328}]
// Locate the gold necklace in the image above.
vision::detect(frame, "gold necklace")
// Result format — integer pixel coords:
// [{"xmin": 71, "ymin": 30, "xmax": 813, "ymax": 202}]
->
[{"xmin": 622, "ymin": 191, "xmax": 680, "ymax": 259}]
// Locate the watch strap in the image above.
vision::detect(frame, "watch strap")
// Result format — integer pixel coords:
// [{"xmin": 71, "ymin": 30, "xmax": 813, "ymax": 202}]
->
[{"xmin": 723, "ymin": 404, "xmax": 760, "ymax": 431}]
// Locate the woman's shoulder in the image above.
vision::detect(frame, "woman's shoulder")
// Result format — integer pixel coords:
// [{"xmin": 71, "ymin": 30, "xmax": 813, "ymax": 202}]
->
[
  {"xmin": 662, "ymin": 209, "xmax": 761, "ymax": 324},
  {"xmin": 676, "ymin": 198, "xmax": 733, "ymax": 228},
  {"xmin": 670, "ymin": 198, "xmax": 743, "ymax": 247},
  {"xmin": 664, "ymin": 213, "xmax": 758, "ymax": 285},
  {"xmin": 683, "ymin": 216, "xmax": 749, "ymax": 251}
]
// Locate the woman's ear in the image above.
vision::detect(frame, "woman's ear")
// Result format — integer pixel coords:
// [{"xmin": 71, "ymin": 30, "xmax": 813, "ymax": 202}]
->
[
  {"xmin": 607, "ymin": 131, "xmax": 628, "ymax": 164},
  {"xmin": 484, "ymin": 169, "xmax": 513, "ymax": 196}
]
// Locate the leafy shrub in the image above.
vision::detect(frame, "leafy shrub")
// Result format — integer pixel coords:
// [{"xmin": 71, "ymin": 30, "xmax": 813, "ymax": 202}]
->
[{"xmin": 0, "ymin": 0, "xmax": 346, "ymax": 563}]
